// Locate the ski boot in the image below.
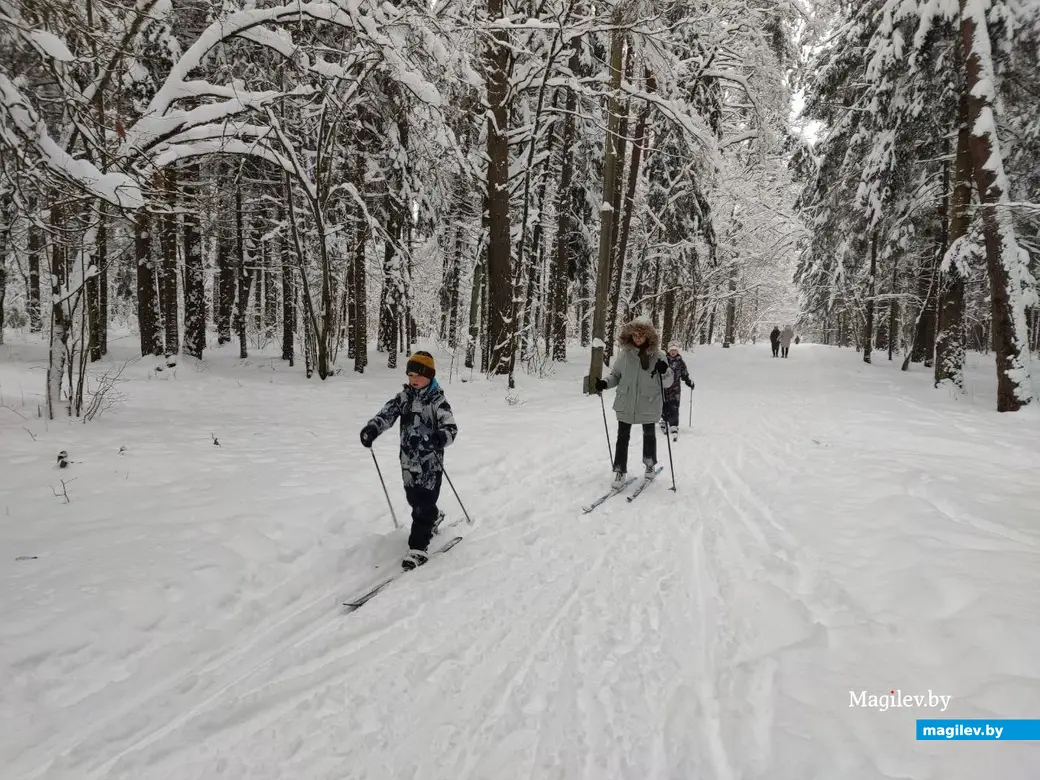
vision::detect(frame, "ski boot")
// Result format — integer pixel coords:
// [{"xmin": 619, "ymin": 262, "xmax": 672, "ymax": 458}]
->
[
  {"xmin": 644, "ymin": 459, "xmax": 657, "ymax": 479},
  {"xmin": 402, "ymin": 549, "xmax": 429, "ymax": 570},
  {"xmin": 670, "ymin": 425, "xmax": 679, "ymax": 442},
  {"xmin": 612, "ymin": 469, "xmax": 627, "ymax": 490}
]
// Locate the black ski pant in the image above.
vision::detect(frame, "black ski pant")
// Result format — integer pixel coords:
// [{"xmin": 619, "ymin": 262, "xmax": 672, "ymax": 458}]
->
[
  {"xmin": 781, "ymin": 346, "xmax": 790, "ymax": 358},
  {"xmin": 404, "ymin": 471, "xmax": 442, "ymax": 552},
  {"xmin": 614, "ymin": 421, "xmax": 656, "ymax": 473},
  {"xmin": 771, "ymin": 341, "xmax": 779, "ymax": 357},
  {"xmin": 662, "ymin": 399, "xmax": 681, "ymax": 427}
]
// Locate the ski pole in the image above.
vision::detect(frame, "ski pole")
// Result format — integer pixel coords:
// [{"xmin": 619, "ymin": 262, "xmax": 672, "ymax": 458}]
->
[
  {"xmin": 442, "ymin": 467, "xmax": 473, "ymax": 525},
  {"xmin": 599, "ymin": 388, "xmax": 613, "ymax": 466},
  {"xmin": 370, "ymin": 450, "xmax": 400, "ymax": 529},
  {"xmin": 688, "ymin": 388, "xmax": 693, "ymax": 428},
  {"xmin": 432, "ymin": 417, "xmax": 471, "ymax": 525},
  {"xmin": 659, "ymin": 372, "xmax": 677, "ymax": 492}
]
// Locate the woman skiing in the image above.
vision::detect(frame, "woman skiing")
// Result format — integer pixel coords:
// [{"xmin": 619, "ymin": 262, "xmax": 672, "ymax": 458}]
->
[
  {"xmin": 659, "ymin": 341, "xmax": 694, "ymax": 441},
  {"xmin": 594, "ymin": 317, "xmax": 673, "ymax": 488}
]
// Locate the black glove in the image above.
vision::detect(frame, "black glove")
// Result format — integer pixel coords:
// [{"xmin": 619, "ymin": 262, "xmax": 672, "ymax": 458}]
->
[
  {"xmin": 685, "ymin": 378, "xmax": 694, "ymax": 389},
  {"xmin": 435, "ymin": 430, "xmax": 449, "ymax": 447},
  {"xmin": 360, "ymin": 423, "xmax": 378, "ymax": 448},
  {"xmin": 594, "ymin": 378, "xmax": 608, "ymax": 393},
  {"xmin": 654, "ymin": 359, "xmax": 668, "ymax": 376}
]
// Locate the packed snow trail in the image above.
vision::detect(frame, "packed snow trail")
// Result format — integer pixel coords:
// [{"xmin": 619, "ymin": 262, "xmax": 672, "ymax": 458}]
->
[{"xmin": 2, "ymin": 340, "xmax": 1039, "ymax": 779}]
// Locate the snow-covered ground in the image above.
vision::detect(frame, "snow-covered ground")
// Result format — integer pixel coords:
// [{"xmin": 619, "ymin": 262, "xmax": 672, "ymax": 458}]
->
[{"xmin": 2, "ymin": 334, "xmax": 1039, "ymax": 780}]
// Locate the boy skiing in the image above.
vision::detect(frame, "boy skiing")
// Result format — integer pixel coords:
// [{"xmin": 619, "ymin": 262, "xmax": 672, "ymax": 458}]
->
[
  {"xmin": 659, "ymin": 341, "xmax": 694, "ymax": 441},
  {"xmin": 360, "ymin": 351, "xmax": 457, "ymax": 570},
  {"xmin": 594, "ymin": 318, "xmax": 673, "ymax": 487}
]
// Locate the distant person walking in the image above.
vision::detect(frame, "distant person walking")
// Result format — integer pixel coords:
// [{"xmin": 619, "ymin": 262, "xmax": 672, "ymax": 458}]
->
[
  {"xmin": 769, "ymin": 326, "xmax": 781, "ymax": 358},
  {"xmin": 780, "ymin": 325, "xmax": 794, "ymax": 358}
]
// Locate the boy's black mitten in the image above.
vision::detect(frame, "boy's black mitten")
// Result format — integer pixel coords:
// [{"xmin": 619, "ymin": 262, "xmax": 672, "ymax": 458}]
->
[
  {"xmin": 360, "ymin": 424, "xmax": 378, "ymax": 448},
  {"xmin": 594, "ymin": 378, "xmax": 608, "ymax": 393},
  {"xmin": 685, "ymin": 378, "xmax": 695, "ymax": 389}
]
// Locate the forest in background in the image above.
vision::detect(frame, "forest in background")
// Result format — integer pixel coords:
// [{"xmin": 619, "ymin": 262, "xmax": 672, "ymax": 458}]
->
[{"xmin": 0, "ymin": 0, "xmax": 1036, "ymax": 415}]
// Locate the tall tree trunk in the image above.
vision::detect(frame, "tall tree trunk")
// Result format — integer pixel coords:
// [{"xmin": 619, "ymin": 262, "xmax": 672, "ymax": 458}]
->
[
  {"xmin": 887, "ymin": 253, "xmax": 899, "ymax": 361},
  {"xmin": 88, "ymin": 202, "xmax": 105, "ymax": 361},
  {"xmin": 586, "ymin": 23, "xmax": 625, "ymax": 392},
  {"xmin": 909, "ymin": 255, "xmax": 938, "ymax": 365},
  {"xmin": 136, "ymin": 208, "xmax": 162, "ymax": 356},
  {"xmin": 377, "ymin": 277, "xmax": 390, "ymax": 352},
  {"xmin": 863, "ymin": 233, "xmax": 878, "ymax": 364},
  {"xmin": 84, "ymin": 0, "xmax": 105, "ymax": 361},
  {"xmin": 281, "ymin": 206, "xmax": 296, "ymax": 365},
  {"xmin": 28, "ymin": 222, "xmax": 42, "ymax": 332},
  {"xmin": 235, "ymin": 211, "xmax": 257, "ymax": 360},
  {"xmin": 960, "ymin": 0, "xmax": 1032, "ymax": 411},
  {"xmin": 381, "ymin": 207, "xmax": 402, "ymax": 369},
  {"xmin": 46, "ymin": 205, "xmax": 71, "ymax": 419},
  {"xmin": 578, "ymin": 254, "xmax": 590, "ymax": 347},
  {"xmin": 254, "ymin": 253, "xmax": 266, "ymax": 334},
  {"xmin": 510, "ymin": 80, "xmax": 561, "ymax": 379},
  {"xmin": 216, "ymin": 227, "xmax": 235, "ymax": 345},
  {"xmin": 0, "ymin": 192, "xmax": 10, "ymax": 344},
  {"xmin": 183, "ymin": 165, "xmax": 206, "ymax": 359},
  {"xmin": 466, "ymin": 254, "xmax": 485, "ymax": 370},
  {"xmin": 548, "ymin": 53, "xmax": 580, "ymax": 363},
  {"xmin": 98, "ymin": 214, "xmax": 108, "ymax": 356},
  {"xmin": 935, "ymin": 104, "xmax": 970, "ymax": 388},
  {"xmin": 604, "ymin": 44, "xmax": 632, "ymax": 364},
  {"xmin": 160, "ymin": 171, "xmax": 179, "ymax": 361},
  {"xmin": 518, "ymin": 120, "xmax": 559, "ymax": 366},
  {"xmin": 480, "ymin": 253, "xmax": 491, "ymax": 372},
  {"xmin": 607, "ymin": 72, "xmax": 653, "ymax": 360},
  {"xmin": 724, "ymin": 269, "xmax": 737, "ymax": 347},
  {"xmin": 485, "ymin": 0, "xmax": 513, "ymax": 375},
  {"xmin": 662, "ymin": 278, "xmax": 675, "ymax": 347},
  {"xmin": 264, "ymin": 222, "xmax": 279, "ymax": 340},
  {"xmin": 352, "ymin": 172, "xmax": 369, "ymax": 373},
  {"xmin": 448, "ymin": 224, "xmax": 462, "ymax": 348}
]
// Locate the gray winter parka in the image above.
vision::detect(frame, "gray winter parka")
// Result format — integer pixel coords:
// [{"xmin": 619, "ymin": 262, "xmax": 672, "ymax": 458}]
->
[{"xmin": 604, "ymin": 320, "xmax": 673, "ymax": 425}]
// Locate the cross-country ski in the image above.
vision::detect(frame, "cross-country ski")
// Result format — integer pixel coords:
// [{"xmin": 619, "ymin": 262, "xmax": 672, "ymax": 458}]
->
[
  {"xmin": 581, "ymin": 476, "xmax": 638, "ymax": 513},
  {"xmin": 343, "ymin": 535, "xmax": 464, "ymax": 610},
  {"xmin": 626, "ymin": 465, "xmax": 664, "ymax": 502}
]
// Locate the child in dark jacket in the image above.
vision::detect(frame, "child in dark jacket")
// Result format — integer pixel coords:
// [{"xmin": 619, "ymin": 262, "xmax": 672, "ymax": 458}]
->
[
  {"xmin": 660, "ymin": 341, "xmax": 694, "ymax": 440},
  {"xmin": 360, "ymin": 351, "xmax": 458, "ymax": 570}
]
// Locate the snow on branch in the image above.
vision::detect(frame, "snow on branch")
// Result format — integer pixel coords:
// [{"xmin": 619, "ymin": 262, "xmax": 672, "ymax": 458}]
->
[
  {"xmin": 150, "ymin": 139, "xmax": 294, "ymax": 174},
  {"xmin": 145, "ymin": 1, "xmax": 440, "ymax": 121},
  {"xmin": 0, "ymin": 76, "xmax": 145, "ymax": 209},
  {"xmin": 121, "ymin": 87, "xmax": 313, "ymax": 163}
]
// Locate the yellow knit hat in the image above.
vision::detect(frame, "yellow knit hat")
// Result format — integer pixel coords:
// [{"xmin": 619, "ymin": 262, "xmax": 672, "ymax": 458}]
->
[{"xmin": 406, "ymin": 351, "xmax": 436, "ymax": 379}]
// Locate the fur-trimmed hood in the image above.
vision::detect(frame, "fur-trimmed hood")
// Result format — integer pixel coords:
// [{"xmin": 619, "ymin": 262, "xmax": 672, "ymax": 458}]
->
[{"xmin": 617, "ymin": 318, "xmax": 661, "ymax": 353}]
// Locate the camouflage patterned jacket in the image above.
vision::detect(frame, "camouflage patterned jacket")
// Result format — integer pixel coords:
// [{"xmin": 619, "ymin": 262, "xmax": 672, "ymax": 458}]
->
[
  {"xmin": 367, "ymin": 379, "xmax": 458, "ymax": 488},
  {"xmin": 663, "ymin": 353, "xmax": 692, "ymax": 404}
]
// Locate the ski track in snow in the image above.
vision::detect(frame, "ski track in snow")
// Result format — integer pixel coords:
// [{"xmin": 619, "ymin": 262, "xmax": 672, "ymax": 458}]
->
[{"xmin": 2, "ymin": 340, "xmax": 1040, "ymax": 779}]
